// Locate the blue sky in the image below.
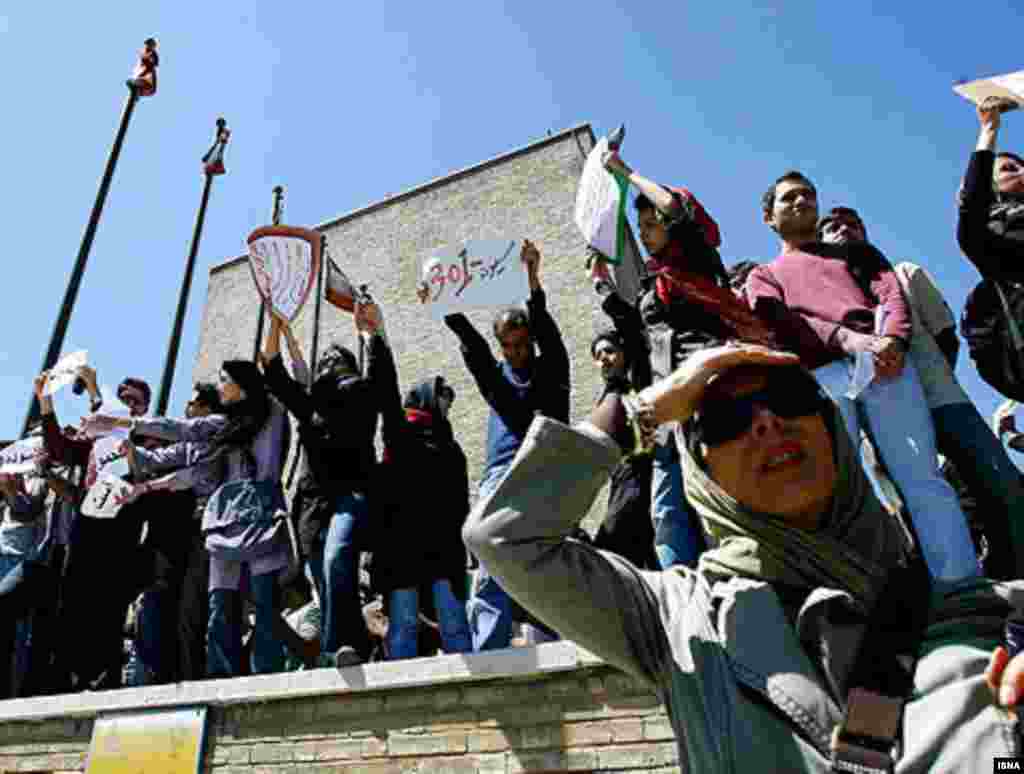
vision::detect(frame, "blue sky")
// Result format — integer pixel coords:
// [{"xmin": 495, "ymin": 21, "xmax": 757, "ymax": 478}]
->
[{"xmin": 1, "ymin": 2, "xmax": 1023, "ymax": 444}]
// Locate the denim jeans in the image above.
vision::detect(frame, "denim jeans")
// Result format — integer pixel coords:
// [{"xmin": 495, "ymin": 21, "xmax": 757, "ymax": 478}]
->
[
  {"xmin": 467, "ymin": 465, "xmax": 514, "ymax": 651},
  {"xmin": 0, "ymin": 557, "xmax": 32, "ymax": 698},
  {"xmin": 650, "ymin": 433, "xmax": 704, "ymax": 569},
  {"xmin": 933, "ymin": 401, "xmax": 1024, "ymax": 578},
  {"xmin": 206, "ymin": 569, "xmax": 282, "ymax": 678},
  {"xmin": 388, "ymin": 579, "xmax": 472, "ymax": 659},
  {"xmin": 307, "ymin": 492, "xmax": 370, "ymax": 657},
  {"xmin": 814, "ymin": 359, "xmax": 979, "ymax": 581}
]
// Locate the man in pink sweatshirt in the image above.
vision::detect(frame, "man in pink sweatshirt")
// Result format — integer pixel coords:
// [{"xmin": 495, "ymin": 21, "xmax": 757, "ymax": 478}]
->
[{"xmin": 744, "ymin": 171, "xmax": 978, "ymax": 582}]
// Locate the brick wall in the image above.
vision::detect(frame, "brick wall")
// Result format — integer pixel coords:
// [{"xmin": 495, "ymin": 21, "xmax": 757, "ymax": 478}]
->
[
  {"xmin": 0, "ymin": 644, "xmax": 681, "ymax": 773},
  {"xmin": 191, "ymin": 124, "xmax": 645, "ymax": 531}
]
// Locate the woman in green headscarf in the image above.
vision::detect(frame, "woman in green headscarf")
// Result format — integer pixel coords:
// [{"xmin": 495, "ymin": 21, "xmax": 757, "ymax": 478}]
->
[{"xmin": 464, "ymin": 342, "xmax": 1024, "ymax": 773}]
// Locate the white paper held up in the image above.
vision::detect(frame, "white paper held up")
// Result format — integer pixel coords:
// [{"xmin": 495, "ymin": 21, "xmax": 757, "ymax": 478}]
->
[
  {"xmin": 954, "ymin": 71, "xmax": 1024, "ymax": 110},
  {"xmin": 43, "ymin": 350, "xmax": 88, "ymax": 397}
]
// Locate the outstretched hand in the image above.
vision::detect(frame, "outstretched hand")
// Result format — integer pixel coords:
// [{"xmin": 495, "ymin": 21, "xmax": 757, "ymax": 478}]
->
[{"xmin": 416, "ymin": 281, "xmax": 430, "ymax": 305}]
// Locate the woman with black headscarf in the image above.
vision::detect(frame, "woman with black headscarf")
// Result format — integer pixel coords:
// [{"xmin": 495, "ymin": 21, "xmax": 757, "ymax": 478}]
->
[
  {"xmin": 371, "ymin": 304, "xmax": 472, "ymax": 658},
  {"xmin": 107, "ymin": 358, "xmax": 291, "ymax": 678},
  {"xmin": 262, "ymin": 313, "xmax": 381, "ymax": 667}
]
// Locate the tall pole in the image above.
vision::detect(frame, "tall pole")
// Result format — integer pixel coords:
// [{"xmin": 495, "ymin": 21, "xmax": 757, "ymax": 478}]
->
[
  {"xmin": 22, "ymin": 38, "xmax": 159, "ymax": 437},
  {"xmin": 309, "ymin": 235, "xmax": 327, "ymax": 386},
  {"xmin": 154, "ymin": 117, "xmax": 230, "ymax": 416},
  {"xmin": 252, "ymin": 185, "xmax": 284, "ymax": 360}
]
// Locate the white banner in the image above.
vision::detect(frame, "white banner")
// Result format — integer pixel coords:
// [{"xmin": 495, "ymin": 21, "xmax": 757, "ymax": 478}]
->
[
  {"xmin": 575, "ymin": 137, "xmax": 629, "ymax": 264},
  {"xmin": 247, "ymin": 226, "xmax": 322, "ymax": 322},
  {"xmin": 43, "ymin": 350, "xmax": 88, "ymax": 397},
  {"xmin": 0, "ymin": 437, "xmax": 43, "ymax": 475},
  {"xmin": 80, "ymin": 473, "xmax": 134, "ymax": 519},
  {"xmin": 80, "ymin": 436, "xmax": 131, "ymax": 519},
  {"xmin": 420, "ymin": 239, "xmax": 528, "ymax": 318},
  {"xmin": 954, "ymin": 70, "xmax": 1024, "ymax": 108}
]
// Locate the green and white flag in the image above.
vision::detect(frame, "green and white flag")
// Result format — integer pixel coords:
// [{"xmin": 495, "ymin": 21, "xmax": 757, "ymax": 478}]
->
[{"xmin": 575, "ymin": 136, "xmax": 630, "ymax": 264}]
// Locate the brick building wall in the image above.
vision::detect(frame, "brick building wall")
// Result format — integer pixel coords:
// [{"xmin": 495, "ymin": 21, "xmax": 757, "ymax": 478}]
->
[
  {"xmin": 191, "ymin": 124, "xmax": 646, "ymax": 529},
  {"xmin": 0, "ymin": 644, "xmax": 682, "ymax": 773}
]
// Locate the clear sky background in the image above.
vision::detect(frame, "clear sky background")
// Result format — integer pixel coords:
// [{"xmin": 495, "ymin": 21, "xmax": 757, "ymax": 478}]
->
[{"xmin": 1, "ymin": 2, "xmax": 1022, "ymax": 446}]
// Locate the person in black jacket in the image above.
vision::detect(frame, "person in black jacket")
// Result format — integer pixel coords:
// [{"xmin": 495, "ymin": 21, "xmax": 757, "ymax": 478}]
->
[
  {"xmin": 362, "ymin": 301, "xmax": 473, "ymax": 658},
  {"xmin": 588, "ymin": 329, "xmax": 659, "ymax": 570},
  {"xmin": 420, "ymin": 239, "xmax": 569, "ymax": 650},
  {"xmin": 262, "ymin": 314, "xmax": 381, "ymax": 667},
  {"xmin": 957, "ymin": 95, "xmax": 1024, "ymax": 283}
]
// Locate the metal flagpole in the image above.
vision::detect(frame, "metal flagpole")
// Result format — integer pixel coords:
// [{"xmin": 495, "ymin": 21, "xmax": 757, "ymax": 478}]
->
[
  {"xmin": 22, "ymin": 38, "xmax": 159, "ymax": 437},
  {"xmin": 309, "ymin": 235, "xmax": 327, "ymax": 385},
  {"xmin": 154, "ymin": 117, "xmax": 230, "ymax": 416},
  {"xmin": 252, "ymin": 185, "xmax": 284, "ymax": 361}
]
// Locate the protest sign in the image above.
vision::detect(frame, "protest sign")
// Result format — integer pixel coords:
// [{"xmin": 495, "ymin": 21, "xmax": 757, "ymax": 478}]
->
[
  {"xmin": 80, "ymin": 436, "xmax": 132, "ymax": 519},
  {"xmin": 0, "ymin": 437, "xmax": 43, "ymax": 475},
  {"xmin": 954, "ymin": 71, "xmax": 1024, "ymax": 110},
  {"xmin": 421, "ymin": 239, "xmax": 527, "ymax": 318},
  {"xmin": 43, "ymin": 350, "xmax": 88, "ymax": 397},
  {"xmin": 81, "ymin": 473, "xmax": 134, "ymax": 519},
  {"xmin": 575, "ymin": 136, "xmax": 630, "ymax": 264},
  {"xmin": 247, "ymin": 226, "xmax": 322, "ymax": 321}
]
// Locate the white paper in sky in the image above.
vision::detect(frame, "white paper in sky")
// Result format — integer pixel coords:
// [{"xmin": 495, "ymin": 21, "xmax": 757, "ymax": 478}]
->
[
  {"xmin": 43, "ymin": 350, "xmax": 88, "ymax": 397},
  {"xmin": 954, "ymin": 71, "xmax": 1024, "ymax": 108}
]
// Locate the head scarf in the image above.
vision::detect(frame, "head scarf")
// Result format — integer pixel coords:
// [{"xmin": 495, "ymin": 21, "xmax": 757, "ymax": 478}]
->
[{"xmin": 680, "ymin": 390, "xmax": 911, "ymax": 611}]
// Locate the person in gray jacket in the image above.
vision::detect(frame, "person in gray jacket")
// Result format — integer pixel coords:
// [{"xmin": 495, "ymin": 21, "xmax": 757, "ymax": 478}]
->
[{"xmin": 464, "ymin": 341, "xmax": 1024, "ymax": 772}]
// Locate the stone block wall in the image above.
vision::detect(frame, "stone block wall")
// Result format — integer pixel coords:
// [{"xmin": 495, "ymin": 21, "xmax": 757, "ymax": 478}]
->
[{"xmin": 0, "ymin": 644, "xmax": 681, "ymax": 773}]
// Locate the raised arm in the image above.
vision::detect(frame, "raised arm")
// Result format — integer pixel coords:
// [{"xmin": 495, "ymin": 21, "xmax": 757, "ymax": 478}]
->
[
  {"xmin": 35, "ymin": 373, "xmax": 92, "ymax": 468},
  {"xmin": 957, "ymin": 98, "xmax": 1024, "ymax": 281},
  {"xmin": 357, "ymin": 300, "xmax": 406, "ymax": 453},
  {"xmin": 263, "ymin": 353, "xmax": 316, "ymax": 424},
  {"xmin": 462, "ymin": 412, "xmax": 672, "ymax": 685}
]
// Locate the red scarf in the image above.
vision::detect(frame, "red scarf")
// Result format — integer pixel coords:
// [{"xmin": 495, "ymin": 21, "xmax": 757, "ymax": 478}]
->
[{"xmin": 382, "ymin": 409, "xmax": 435, "ymax": 464}]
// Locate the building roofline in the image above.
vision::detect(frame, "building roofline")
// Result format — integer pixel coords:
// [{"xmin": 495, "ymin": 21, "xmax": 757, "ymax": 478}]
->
[{"xmin": 211, "ymin": 122, "xmax": 595, "ymax": 276}]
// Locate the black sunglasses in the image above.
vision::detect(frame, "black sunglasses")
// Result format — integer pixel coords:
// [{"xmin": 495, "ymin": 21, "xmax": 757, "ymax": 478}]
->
[{"xmin": 691, "ymin": 369, "xmax": 827, "ymax": 447}]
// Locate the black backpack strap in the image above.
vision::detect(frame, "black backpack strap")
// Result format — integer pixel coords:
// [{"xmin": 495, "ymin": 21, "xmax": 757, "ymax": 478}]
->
[{"xmin": 830, "ymin": 559, "xmax": 932, "ymax": 774}]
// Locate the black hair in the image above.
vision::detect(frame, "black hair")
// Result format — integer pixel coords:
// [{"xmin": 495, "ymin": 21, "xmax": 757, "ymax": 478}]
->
[
  {"xmin": 214, "ymin": 360, "xmax": 270, "ymax": 451},
  {"xmin": 117, "ymin": 377, "xmax": 152, "ymax": 407},
  {"xmin": 817, "ymin": 206, "xmax": 868, "ymax": 241},
  {"xmin": 492, "ymin": 307, "xmax": 530, "ymax": 339},
  {"xmin": 761, "ymin": 171, "xmax": 817, "ymax": 216},
  {"xmin": 192, "ymin": 382, "xmax": 223, "ymax": 413}
]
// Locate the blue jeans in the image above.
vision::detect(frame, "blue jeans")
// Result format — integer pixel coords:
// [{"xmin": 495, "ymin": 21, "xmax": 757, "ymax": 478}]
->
[
  {"xmin": 388, "ymin": 579, "xmax": 472, "ymax": 659},
  {"xmin": 0, "ymin": 557, "xmax": 32, "ymax": 697},
  {"xmin": 933, "ymin": 401, "xmax": 1024, "ymax": 578},
  {"xmin": 467, "ymin": 465, "xmax": 514, "ymax": 651},
  {"xmin": 308, "ymin": 492, "xmax": 370, "ymax": 657},
  {"xmin": 651, "ymin": 434, "xmax": 704, "ymax": 569},
  {"xmin": 815, "ymin": 359, "xmax": 979, "ymax": 581},
  {"xmin": 206, "ymin": 569, "xmax": 282, "ymax": 678}
]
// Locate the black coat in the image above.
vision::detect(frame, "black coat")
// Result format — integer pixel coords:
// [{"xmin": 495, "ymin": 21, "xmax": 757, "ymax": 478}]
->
[{"xmin": 371, "ymin": 343, "xmax": 470, "ymax": 599}]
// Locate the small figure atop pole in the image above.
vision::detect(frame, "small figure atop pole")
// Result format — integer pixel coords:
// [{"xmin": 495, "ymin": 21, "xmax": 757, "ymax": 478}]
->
[
  {"xmin": 202, "ymin": 117, "xmax": 231, "ymax": 176},
  {"xmin": 127, "ymin": 38, "xmax": 159, "ymax": 97}
]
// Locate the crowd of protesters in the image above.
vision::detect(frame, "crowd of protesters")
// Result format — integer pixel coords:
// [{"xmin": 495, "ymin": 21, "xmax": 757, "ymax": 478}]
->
[{"xmin": 3, "ymin": 93, "xmax": 1024, "ymax": 769}]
